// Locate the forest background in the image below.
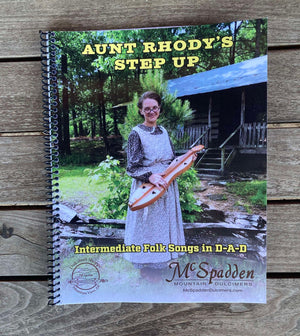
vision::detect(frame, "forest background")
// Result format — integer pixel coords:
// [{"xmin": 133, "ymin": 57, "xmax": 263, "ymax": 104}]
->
[{"xmin": 53, "ymin": 19, "xmax": 267, "ymax": 221}]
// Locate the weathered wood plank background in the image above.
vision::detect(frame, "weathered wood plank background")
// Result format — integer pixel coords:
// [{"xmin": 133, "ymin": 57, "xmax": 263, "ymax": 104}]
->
[{"xmin": 0, "ymin": 1, "xmax": 299, "ymax": 335}]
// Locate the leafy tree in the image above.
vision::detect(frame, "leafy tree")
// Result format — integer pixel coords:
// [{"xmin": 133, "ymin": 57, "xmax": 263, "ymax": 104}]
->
[
  {"xmin": 87, "ymin": 156, "xmax": 132, "ymax": 219},
  {"xmin": 118, "ymin": 70, "xmax": 193, "ymax": 148},
  {"xmin": 52, "ymin": 20, "xmax": 267, "ymax": 160}
]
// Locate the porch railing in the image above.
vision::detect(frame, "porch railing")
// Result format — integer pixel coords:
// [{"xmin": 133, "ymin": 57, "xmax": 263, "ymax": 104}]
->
[
  {"xmin": 219, "ymin": 124, "xmax": 241, "ymax": 173},
  {"xmin": 176, "ymin": 125, "xmax": 210, "ymax": 149},
  {"xmin": 239, "ymin": 122, "xmax": 267, "ymax": 148}
]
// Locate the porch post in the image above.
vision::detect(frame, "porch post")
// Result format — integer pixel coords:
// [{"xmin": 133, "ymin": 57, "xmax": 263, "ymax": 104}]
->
[
  {"xmin": 208, "ymin": 95, "xmax": 212, "ymax": 142},
  {"xmin": 241, "ymin": 89, "xmax": 245, "ymax": 125},
  {"xmin": 240, "ymin": 89, "xmax": 246, "ymax": 146}
]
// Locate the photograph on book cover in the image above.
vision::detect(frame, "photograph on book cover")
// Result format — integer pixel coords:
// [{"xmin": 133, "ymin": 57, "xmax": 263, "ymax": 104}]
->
[{"xmin": 44, "ymin": 19, "xmax": 267, "ymax": 305}]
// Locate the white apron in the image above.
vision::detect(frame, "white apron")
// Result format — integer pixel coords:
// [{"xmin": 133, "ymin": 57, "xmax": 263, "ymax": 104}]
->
[{"xmin": 124, "ymin": 125, "xmax": 185, "ymax": 267}]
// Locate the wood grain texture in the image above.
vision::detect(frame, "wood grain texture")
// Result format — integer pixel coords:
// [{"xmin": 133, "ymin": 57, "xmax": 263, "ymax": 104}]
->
[
  {"xmin": 0, "ymin": 279, "xmax": 299, "ymax": 336},
  {"xmin": 0, "ymin": 128, "xmax": 298, "ymax": 205},
  {"xmin": 0, "ymin": 0, "xmax": 299, "ymax": 58},
  {"xmin": 0, "ymin": 204, "xmax": 298, "ymax": 276},
  {"xmin": 267, "ymin": 203, "xmax": 300, "ymax": 273},
  {"xmin": 0, "ymin": 62, "xmax": 43, "ymax": 133},
  {"xmin": 0, "ymin": 136, "xmax": 48, "ymax": 205},
  {"xmin": 268, "ymin": 128, "xmax": 300, "ymax": 199},
  {"xmin": 268, "ymin": 49, "xmax": 300, "ymax": 123},
  {"xmin": 0, "ymin": 210, "xmax": 48, "ymax": 276}
]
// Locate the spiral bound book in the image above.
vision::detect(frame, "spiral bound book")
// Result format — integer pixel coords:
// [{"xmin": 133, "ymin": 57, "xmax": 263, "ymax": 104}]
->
[{"xmin": 42, "ymin": 19, "xmax": 267, "ymax": 305}]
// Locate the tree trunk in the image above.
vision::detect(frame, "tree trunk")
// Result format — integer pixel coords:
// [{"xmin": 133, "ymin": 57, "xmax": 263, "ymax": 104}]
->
[
  {"xmin": 53, "ymin": 74, "xmax": 63, "ymax": 151},
  {"xmin": 98, "ymin": 71, "xmax": 110, "ymax": 155},
  {"xmin": 255, "ymin": 19, "xmax": 262, "ymax": 57},
  {"xmin": 79, "ymin": 119, "xmax": 84, "ymax": 136},
  {"xmin": 229, "ymin": 21, "xmax": 243, "ymax": 65},
  {"xmin": 72, "ymin": 109, "xmax": 78, "ymax": 138},
  {"xmin": 113, "ymin": 109, "xmax": 119, "ymax": 135},
  {"xmin": 91, "ymin": 118, "xmax": 96, "ymax": 138},
  {"xmin": 61, "ymin": 54, "xmax": 71, "ymax": 155},
  {"xmin": 70, "ymin": 83, "xmax": 78, "ymax": 138}
]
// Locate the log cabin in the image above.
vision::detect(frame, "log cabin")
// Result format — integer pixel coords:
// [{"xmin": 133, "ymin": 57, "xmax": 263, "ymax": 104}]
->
[{"xmin": 170, "ymin": 55, "xmax": 267, "ymax": 174}]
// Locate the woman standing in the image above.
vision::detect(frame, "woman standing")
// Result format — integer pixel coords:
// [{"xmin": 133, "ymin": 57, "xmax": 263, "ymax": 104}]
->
[{"xmin": 124, "ymin": 91, "xmax": 185, "ymax": 281}]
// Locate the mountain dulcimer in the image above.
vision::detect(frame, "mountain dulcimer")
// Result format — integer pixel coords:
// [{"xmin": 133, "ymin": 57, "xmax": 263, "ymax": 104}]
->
[{"xmin": 128, "ymin": 145, "xmax": 204, "ymax": 211}]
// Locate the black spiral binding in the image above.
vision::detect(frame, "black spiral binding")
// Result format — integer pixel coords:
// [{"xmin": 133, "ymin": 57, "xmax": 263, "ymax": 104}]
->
[{"xmin": 40, "ymin": 31, "xmax": 61, "ymax": 305}]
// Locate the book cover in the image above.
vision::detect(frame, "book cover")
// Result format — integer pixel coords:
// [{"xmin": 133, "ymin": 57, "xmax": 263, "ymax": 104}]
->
[{"xmin": 42, "ymin": 19, "xmax": 267, "ymax": 305}]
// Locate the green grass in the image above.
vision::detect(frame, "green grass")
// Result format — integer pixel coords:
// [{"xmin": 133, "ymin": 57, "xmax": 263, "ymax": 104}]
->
[
  {"xmin": 58, "ymin": 165, "xmax": 109, "ymax": 211},
  {"xmin": 227, "ymin": 180, "xmax": 267, "ymax": 208}
]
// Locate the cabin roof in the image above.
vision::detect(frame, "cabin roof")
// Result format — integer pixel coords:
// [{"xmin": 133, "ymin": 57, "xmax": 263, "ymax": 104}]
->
[{"xmin": 167, "ymin": 55, "xmax": 267, "ymax": 97}]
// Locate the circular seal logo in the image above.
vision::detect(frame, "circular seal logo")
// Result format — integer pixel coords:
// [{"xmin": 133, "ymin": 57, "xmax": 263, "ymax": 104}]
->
[{"xmin": 71, "ymin": 262, "xmax": 101, "ymax": 294}]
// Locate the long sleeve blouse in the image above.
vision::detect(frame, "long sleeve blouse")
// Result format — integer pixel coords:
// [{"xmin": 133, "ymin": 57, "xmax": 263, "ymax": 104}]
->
[{"xmin": 126, "ymin": 124, "xmax": 175, "ymax": 182}]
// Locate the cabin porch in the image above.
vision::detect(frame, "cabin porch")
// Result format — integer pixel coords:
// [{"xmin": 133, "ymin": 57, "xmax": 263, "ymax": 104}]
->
[{"xmin": 176, "ymin": 120, "xmax": 267, "ymax": 175}]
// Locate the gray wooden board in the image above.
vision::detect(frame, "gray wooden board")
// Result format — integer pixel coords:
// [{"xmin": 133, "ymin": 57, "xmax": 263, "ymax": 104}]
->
[
  {"xmin": 0, "ymin": 0, "xmax": 300, "ymax": 58},
  {"xmin": 0, "ymin": 210, "xmax": 48, "ymax": 275},
  {"xmin": 0, "ymin": 204, "xmax": 299, "ymax": 276},
  {"xmin": 0, "ymin": 62, "xmax": 43, "ymax": 133},
  {"xmin": 0, "ymin": 136, "xmax": 48, "ymax": 205},
  {"xmin": 268, "ymin": 128, "xmax": 300, "ymax": 199},
  {"xmin": 267, "ymin": 203, "xmax": 300, "ymax": 273},
  {"xmin": 0, "ymin": 50, "xmax": 299, "ymax": 133},
  {"xmin": 268, "ymin": 49, "xmax": 300, "ymax": 123},
  {"xmin": 0, "ymin": 279, "xmax": 299, "ymax": 335}
]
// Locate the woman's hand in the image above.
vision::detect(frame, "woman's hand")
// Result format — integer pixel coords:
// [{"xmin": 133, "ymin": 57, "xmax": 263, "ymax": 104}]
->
[{"xmin": 149, "ymin": 173, "xmax": 168, "ymax": 190}]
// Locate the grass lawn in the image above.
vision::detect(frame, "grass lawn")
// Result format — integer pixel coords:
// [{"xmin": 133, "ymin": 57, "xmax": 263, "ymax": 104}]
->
[
  {"xmin": 58, "ymin": 165, "xmax": 109, "ymax": 212},
  {"xmin": 227, "ymin": 180, "xmax": 267, "ymax": 209}
]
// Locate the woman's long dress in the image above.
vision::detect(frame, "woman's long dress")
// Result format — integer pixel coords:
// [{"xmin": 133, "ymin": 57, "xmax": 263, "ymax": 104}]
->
[{"xmin": 124, "ymin": 124, "xmax": 185, "ymax": 268}]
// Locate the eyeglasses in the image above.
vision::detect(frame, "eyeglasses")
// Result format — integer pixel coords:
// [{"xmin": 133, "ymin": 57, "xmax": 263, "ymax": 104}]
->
[{"xmin": 143, "ymin": 106, "xmax": 160, "ymax": 113}]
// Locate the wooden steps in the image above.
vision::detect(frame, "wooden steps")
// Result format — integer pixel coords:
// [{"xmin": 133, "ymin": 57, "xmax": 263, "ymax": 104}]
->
[{"xmin": 195, "ymin": 148, "xmax": 232, "ymax": 175}]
